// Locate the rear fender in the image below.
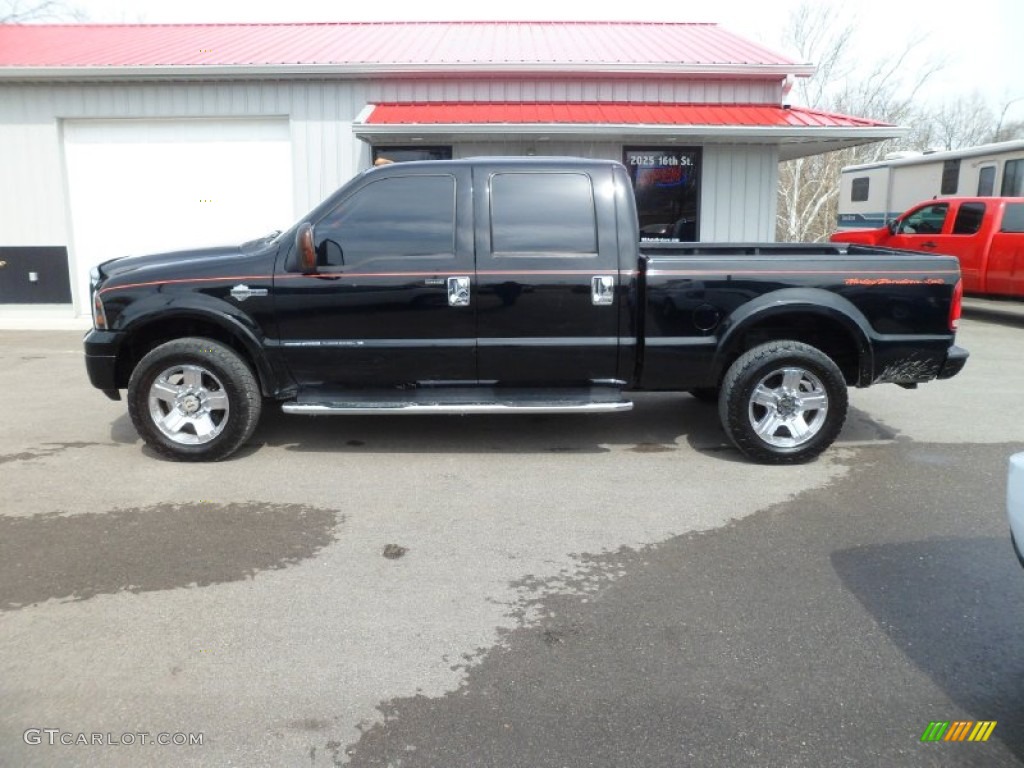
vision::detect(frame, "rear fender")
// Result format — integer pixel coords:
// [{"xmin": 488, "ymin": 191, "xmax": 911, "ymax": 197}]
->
[{"xmin": 713, "ymin": 288, "xmax": 874, "ymax": 385}]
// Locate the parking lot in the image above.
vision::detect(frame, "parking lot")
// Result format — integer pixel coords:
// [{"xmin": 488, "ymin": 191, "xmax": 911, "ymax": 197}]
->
[{"xmin": 2, "ymin": 308, "xmax": 1024, "ymax": 767}]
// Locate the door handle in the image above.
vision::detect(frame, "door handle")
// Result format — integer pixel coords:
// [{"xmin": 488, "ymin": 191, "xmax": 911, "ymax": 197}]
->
[
  {"xmin": 447, "ymin": 276, "xmax": 470, "ymax": 307},
  {"xmin": 592, "ymin": 275, "xmax": 615, "ymax": 306},
  {"xmin": 921, "ymin": 241, "xmax": 938, "ymax": 248}
]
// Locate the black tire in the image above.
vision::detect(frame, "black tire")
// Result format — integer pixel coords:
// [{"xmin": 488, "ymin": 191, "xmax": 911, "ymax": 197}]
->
[
  {"xmin": 718, "ymin": 340, "xmax": 848, "ymax": 464},
  {"xmin": 127, "ymin": 337, "xmax": 262, "ymax": 461},
  {"xmin": 688, "ymin": 386, "xmax": 720, "ymax": 404}
]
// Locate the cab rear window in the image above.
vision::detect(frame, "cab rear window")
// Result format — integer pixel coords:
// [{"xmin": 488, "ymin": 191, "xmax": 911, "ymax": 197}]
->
[{"xmin": 1002, "ymin": 203, "xmax": 1024, "ymax": 233}]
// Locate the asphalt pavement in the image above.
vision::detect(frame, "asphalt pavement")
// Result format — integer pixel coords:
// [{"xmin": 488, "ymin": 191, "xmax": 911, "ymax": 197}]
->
[
  {"xmin": 0, "ymin": 309, "xmax": 1022, "ymax": 767},
  {"xmin": 344, "ymin": 439, "xmax": 1024, "ymax": 767}
]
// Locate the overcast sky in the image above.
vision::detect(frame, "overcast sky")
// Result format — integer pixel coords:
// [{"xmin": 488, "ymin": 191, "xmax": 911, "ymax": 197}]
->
[{"xmin": 52, "ymin": 0, "xmax": 1024, "ymax": 122}]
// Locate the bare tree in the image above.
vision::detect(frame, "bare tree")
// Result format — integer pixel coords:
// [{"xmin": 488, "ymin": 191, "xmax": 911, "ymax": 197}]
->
[
  {"xmin": 775, "ymin": 2, "xmax": 943, "ymax": 242},
  {"xmin": 995, "ymin": 120, "xmax": 1024, "ymax": 143},
  {"xmin": 916, "ymin": 92, "xmax": 999, "ymax": 151},
  {"xmin": 0, "ymin": 0, "xmax": 84, "ymax": 22},
  {"xmin": 774, "ymin": 3, "xmax": 1024, "ymax": 242},
  {"xmin": 994, "ymin": 97, "xmax": 1024, "ymax": 143}
]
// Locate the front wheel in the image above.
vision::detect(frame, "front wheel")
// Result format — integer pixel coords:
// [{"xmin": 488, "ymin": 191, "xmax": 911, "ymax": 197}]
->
[
  {"xmin": 127, "ymin": 338, "xmax": 262, "ymax": 461},
  {"xmin": 718, "ymin": 340, "xmax": 848, "ymax": 464}
]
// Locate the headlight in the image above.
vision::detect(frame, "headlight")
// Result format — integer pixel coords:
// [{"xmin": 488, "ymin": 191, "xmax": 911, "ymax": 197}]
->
[{"xmin": 92, "ymin": 291, "xmax": 108, "ymax": 330}]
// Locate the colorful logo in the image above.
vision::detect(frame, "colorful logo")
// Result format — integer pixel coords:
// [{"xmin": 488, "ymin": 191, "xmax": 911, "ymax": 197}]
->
[{"xmin": 921, "ymin": 721, "xmax": 997, "ymax": 742}]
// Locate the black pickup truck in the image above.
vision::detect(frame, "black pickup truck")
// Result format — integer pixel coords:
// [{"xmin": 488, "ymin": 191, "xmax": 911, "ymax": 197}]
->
[{"xmin": 84, "ymin": 158, "xmax": 967, "ymax": 463}]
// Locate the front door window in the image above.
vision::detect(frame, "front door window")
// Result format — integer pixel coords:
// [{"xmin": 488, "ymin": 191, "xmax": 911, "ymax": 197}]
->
[{"xmin": 897, "ymin": 204, "xmax": 949, "ymax": 235}]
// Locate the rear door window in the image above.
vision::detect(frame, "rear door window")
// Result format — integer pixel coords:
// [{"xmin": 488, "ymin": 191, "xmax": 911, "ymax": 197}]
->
[
  {"xmin": 489, "ymin": 172, "xmax": 598, "ymax": 256},
  {"xmin": 952, "ymin": 202, "xmax": 986, "ymax": 235}
]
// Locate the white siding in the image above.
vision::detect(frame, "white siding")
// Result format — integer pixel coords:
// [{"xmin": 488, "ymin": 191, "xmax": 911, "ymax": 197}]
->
[
  {"xmin": 0, "ymin": 93, "xmax": 68, "ymax": 246},
  {"xmin": 0, "ymin": 77, "xmax": 781, "ymax": 236},
  {"xmin": 0, "ymin": 77, "xmax": 783, "ymax": 287},
  {"xmin": 700, "ymin": 144, "xmax": 779, "ymax": 242}
]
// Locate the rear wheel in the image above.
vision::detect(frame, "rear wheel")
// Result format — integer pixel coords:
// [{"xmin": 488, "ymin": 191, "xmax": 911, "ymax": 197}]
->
[
  {"xmin": 718, "ymin": 340, "xmax": 848, "ymax": 464},
  {"xmin": 127, "ymin": 337, "xmax": 261, "ymax": 461}
]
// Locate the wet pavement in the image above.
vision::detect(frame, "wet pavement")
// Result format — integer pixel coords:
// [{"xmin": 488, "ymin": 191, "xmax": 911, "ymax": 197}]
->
[{"xmin": 1, "ymin": 312, "xmax": 1022, "ymax": 766}]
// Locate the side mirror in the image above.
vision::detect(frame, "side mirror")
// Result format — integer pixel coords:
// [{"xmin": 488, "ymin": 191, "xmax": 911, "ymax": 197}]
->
[
  {"xmin": 296, "ymin": 222, "xmax": 316, "ymax": 273},
  {"xmin": 887, "ymin": 219, "xmax": 899, "ymax": 235}
]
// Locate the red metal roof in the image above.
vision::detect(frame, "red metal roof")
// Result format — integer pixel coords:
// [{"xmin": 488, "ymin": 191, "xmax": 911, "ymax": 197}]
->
[
  {"xmin": 0, "ymin": 22, "xmax": 805, "ymax": 72},
  {"xmin": 364, "ymin": 102, "xmax": 891, "ymax": 128}
]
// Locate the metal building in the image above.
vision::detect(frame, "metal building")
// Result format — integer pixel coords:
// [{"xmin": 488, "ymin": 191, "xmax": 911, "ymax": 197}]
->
[{"xmin": 0, "ymin": 21, "xmax": 901, "ymax": 318}]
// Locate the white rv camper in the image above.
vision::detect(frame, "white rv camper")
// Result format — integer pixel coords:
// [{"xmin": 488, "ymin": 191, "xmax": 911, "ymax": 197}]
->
[{"xmin": 836, "ymin": 140, "xmax": 1024, "ymax": 230}]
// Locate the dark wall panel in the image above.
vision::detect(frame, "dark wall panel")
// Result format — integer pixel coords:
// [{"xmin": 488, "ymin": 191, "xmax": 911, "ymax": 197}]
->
[{"xmin": 0, "ymin": 247, "xmax": 73, "ymax": 304}]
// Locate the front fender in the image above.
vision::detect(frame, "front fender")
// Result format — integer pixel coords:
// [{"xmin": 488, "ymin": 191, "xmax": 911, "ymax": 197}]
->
[
  {"xmin": 113, "ymin": 293, "xmax": 288, "ymax": 396},
  {"xmin": 713, "ymin": 288, "xmax": 874, "ymax": 385}
]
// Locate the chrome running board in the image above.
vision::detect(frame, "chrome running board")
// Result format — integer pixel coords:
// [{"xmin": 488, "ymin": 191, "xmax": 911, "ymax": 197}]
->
[
  {"xmin": 281, "ymin": 385, "xmax": 633, "ymax": 416},
  {"xmin": 283, "ymin": 401, "xmax": 633, "ymax": 415}
]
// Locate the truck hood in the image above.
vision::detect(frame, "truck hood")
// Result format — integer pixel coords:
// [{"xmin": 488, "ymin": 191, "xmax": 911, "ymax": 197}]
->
[
  {"xmin": 830, "ymin": 227, "xmax": 889, "ymax": 245},
  {"xmin": 100, "ymin": 245, "xmax": 239, "ymax": 279},
  {"xmin": 97, "ymin": 234, "xmax": 281, "ymax": 284}
]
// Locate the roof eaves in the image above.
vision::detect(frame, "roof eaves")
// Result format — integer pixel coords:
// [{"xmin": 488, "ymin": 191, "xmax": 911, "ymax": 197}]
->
[
  {"xmin": 0, "ymin": 62, "xmax": 817, "ymax": 81},
  {"xmin": 354, "ymin": 122, "xmax": 907, "ymax": 139}
]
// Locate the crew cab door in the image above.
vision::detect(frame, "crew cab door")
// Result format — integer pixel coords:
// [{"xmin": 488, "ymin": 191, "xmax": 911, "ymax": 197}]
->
[
  {"xmin": 273, "ymin": 167, "xmax": 476, "ymax": 386},
  {"xmin": 985, "ymin": 202, "xmax": 1024, "ymax": 296},
  {"xmin": 890, "ymin": 201, "xmax": 987, "ymax": 291},
  {"xmin": 471, "ymin": 163, "xmax": 621, "ymax": 385}
]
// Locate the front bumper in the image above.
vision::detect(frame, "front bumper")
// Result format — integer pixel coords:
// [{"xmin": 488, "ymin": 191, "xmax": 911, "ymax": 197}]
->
[{"xmin": 84, "ymin": 328, "xmax": 124, "ymax": 400}]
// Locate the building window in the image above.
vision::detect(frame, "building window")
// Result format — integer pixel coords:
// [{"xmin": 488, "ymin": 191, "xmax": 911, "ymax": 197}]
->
[
  {"xmin": 623, "ymin": 147, "xmax": 702, "ymax": 241},
  {"xmin": 850, "ymin": 177, "xmax": 870, "ymax": 202},
  {"xmin": 952, "ymin": 202, "xmax": 985, "ymax": 235},
  {"xmin": 977, "ymin": 166, "xmax": 996, "ymax": 196},
  {"xmin": 1002, "ymin": 159, "xmax": 1024, "ymax": 197},
  {"xmin": 489, "ymin": 172, "xmax": 597, "ymax": 256},
  {"xmin": 372, "ymin": 146, "xmax": 453, "ymax": 164},
  {"xmin": 941, "ymin": 159, "xmax": 960, "ymax": 195}
]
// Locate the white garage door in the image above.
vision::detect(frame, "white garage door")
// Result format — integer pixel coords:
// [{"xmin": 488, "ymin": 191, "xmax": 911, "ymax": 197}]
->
[{"xmin": 63, "ymin": 118, "xmax": 293, "ymax": 314}]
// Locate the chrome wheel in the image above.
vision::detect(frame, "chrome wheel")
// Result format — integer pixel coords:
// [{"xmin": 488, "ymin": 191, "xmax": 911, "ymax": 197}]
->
[
  {"xmin": 147, "ymin": 364, "xmax": 230, "ymax": 445},
  {"xmin": 747, "ymin": 366, "xmax": 829, "ymax": 449}
]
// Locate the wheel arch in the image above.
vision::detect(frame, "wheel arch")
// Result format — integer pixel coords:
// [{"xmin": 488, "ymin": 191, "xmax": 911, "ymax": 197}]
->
[
  {"xmin": 712, "ymin": 289, "xmax": 873, "ymax": 387},
  {"xmin": 114, "ymin": 310, "xmax": 280, "ymax": 396}
]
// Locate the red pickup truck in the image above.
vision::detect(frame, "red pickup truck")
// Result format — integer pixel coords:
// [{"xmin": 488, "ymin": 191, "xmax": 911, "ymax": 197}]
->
[{"xmin": 831, "ymin": 197, "xmax": 1024, "ymax": 298}]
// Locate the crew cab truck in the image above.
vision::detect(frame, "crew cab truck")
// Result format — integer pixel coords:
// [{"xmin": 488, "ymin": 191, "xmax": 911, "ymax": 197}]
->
[
  {"xmin": 830, "ymin": 196, "xmax": 1024, "ymax": 298},
  {"xmin": 84, "ymin": 158, "xmax": 968, "ymax": 464}
]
